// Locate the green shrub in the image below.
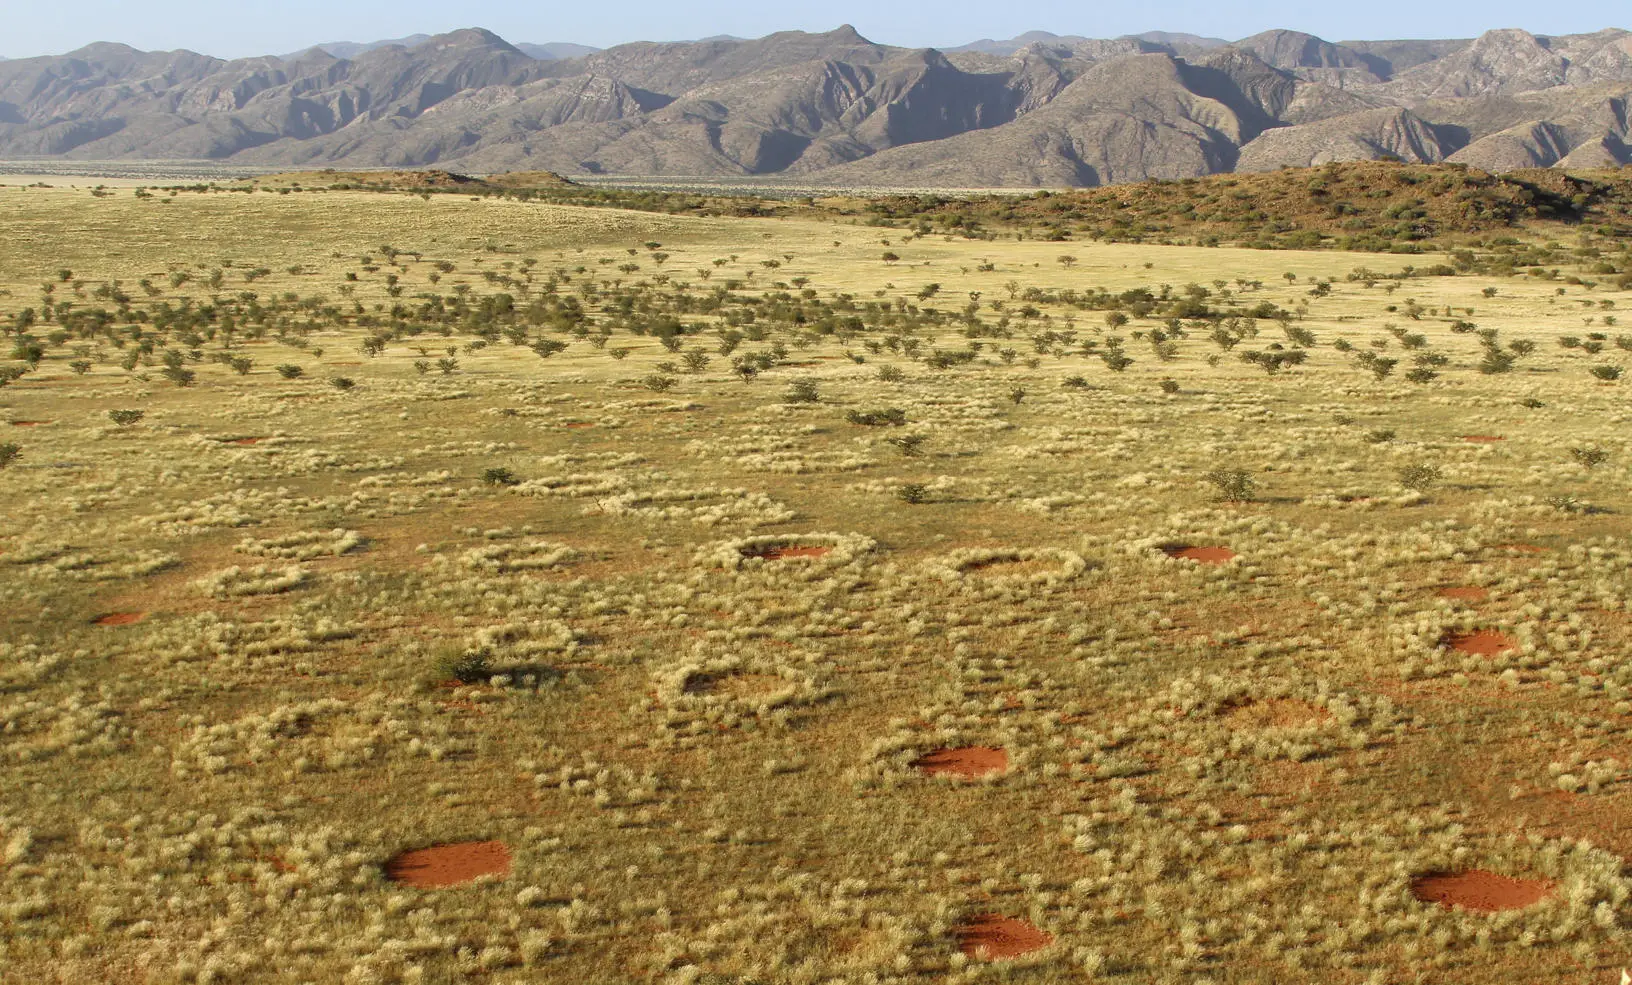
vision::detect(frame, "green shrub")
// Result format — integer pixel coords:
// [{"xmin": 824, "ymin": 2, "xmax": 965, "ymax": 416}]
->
[
  {"xmin": 1203, "ymin": 467, "xmax": 1256, "ymax": 502},
  {"xmin": 274, "ymin": 364, "xmax": 304, "ymax": 379},
  {"xmin": 108, "ymin": 409, "xmax": 144, "ymax": 427}
]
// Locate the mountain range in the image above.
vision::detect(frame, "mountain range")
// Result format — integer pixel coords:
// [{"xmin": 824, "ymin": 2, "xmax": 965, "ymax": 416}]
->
[{"xmin": 1, "ymin": 25, "xmax": 1629, "ymax": 186}]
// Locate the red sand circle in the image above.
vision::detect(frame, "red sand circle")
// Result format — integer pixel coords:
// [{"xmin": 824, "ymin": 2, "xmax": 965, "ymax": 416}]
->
[
  {"xmin": 384, "ymin": 840, "xmax": 511, "ymax": 888},
  {"xmin": 93, "ymin": 612, "xmax": 147, "ymax": 626},
  {"xmin": 1461, "ymin": 435, "xmax": 1506, "ymax": 443},
  {"xmin": 1445, "ymin": 629, "xmax": 1517, "ymax": 656},
  {"xmin": 955, "ymin": 914, "xmax": 1054, "ymax": 960},
  {"xmin": 1411, "ymin": 871, "xmax": 1554, "ymax": 912},
  {"xmin": 912, "ymin": 746, "xmax": 1008, "ymax": 779},
  {"xmin": 744, "ymin": 544, "xmax": 833, "ymax": 561},
  {"xmin": 1438, "ymin": 586, "xmax": 1490, "ymax": 602},
  {"xmin": 1161, "ymin": 544, "xmax": 1237, "ymax": 565}
]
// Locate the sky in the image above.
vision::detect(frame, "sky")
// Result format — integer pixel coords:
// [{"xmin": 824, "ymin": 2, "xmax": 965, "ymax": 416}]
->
[{"xmin": 2, "ymin": 0, "xmax": 1627, "ymax": 60}]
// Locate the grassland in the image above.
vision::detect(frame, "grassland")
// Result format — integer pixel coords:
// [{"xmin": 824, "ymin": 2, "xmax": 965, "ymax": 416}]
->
[{"xmin": 1, "ymin": 169, "xmax": 1631, "ymax": 984}]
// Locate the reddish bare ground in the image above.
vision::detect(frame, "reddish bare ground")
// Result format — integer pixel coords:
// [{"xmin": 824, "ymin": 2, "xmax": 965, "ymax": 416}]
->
[
  {"xmin": 563, "ymin": 422, "xmax": 595, "ymax": 429},
  {"xmin": 745, "ymin": 545, "xmax": 832, "ymax": 561},
  {"xmin": 1162, "ymin": 544, "xmax": 1237, "ymax": 564},
  {"xmin": 9, "ymin": 420, "xmax": 49, "ymax": 426},
  {"xmin": 1411, "ymin": 871, "xmax": 1553, "ymax": 912},
  {"xmin": 1222, "ymin": 698, "xmax": 1331, "ymax": 729},
  {"xmin": 955, "ymin": 914, "xmax": 1053, "ymax": 959},
  {"xmin": 1445, "ymin": 630, "xmax": 1517, "ymax": 656},
  {"xmin": 682, "ymin": 671, "xmax": 784, "ymax": 698},
  {"xmin": 384, "ymin": 841, "xmax": 511, "ymax": 888},
  {"xmin": 93, "ymin": 612, "xmax": 147, "ymax": 626},
  {"xmin": 912, "ymin": 746, "xmax": 1008, "ymax": 779},
  {"xmin": 1439, "ymin": 586, "xmax": 1490, "ymax": 602},
  {"xmin": 221, "ymin": 436, "xmax": 268, "ymax": 446},
  {"xmin": 1461, "ymin": 435, "xmax": 1506, "ymax": 443}
]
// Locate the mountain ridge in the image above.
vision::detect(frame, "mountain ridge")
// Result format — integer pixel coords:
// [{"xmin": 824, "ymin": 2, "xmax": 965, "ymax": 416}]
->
[{"xmin": 1, "ymin": 24, "xmax": 1629, "ymax": 187}]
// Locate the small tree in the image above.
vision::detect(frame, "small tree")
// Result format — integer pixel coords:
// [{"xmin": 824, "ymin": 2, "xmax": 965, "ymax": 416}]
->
[
  {"xmin": 1399, "ymin": 463, "xmax": 1442, "ymax": 492},
  {"xmin": 784, "ymin": 378, "xmax": 820, "ymax": 404},
  {"xmin": 1203, "ymin": 467, "xmax": 1256, "ymax": 502}
]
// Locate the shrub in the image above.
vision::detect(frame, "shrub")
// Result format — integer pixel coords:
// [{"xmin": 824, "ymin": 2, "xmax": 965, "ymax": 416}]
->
[
  {"xmin": 886, "ymin": 434, "xmax": 926, "ymax": 456},
  {"xmin": 0, "ymin": 442, "xmax": 19, "ymax": 468},
  {"xmin": 876, "ymin": 365, "xmax": 905, "ymax": 382},
  {"xmin": 642, "ymin": 374, "xmax": 676, "ymax": 392},
  {"xmin": 330, "ymin": 376, "xmax": 356, "ymax": 390},
  {"xmin": 1589, "ymin": 365, "xmax": 1623, "ymax": 382},
  {"xmin": 1398, "ymin": 463, "xmax": 1442, "ymax": 491},
  {"xmin": 107, "ymin": 409, "xmax": 144, "ymax": 427},
  {"xmin": 846, "ymin": 408, "xmax": 906, "ymax": 426},
  {"xmin": 1203, "ymin": 467, "xmax": 1256, "ymax": 502},
  {"xmin": 1158, "ymin": 379, "xmax": 1180, "ymax": 394},
  {"xmin": 437, "ymin": 648, "xmax": 492, "ymax": 685},
  {"xmin": 784, "ymin": 378, "xmax": 820, "ymax": 404},
  {"xmin": 274, "ymin": 364, "xmax": 304, "ymax": 379},
  {"xmin": 482, "ymin": 467, "xmax": 521, "ymax": 487},
  {"xmin": 1364, "ymin": 428, "xmax": 1396, "ymax": 444},
  {"xmin": 896, "ymin": 483, "xmax": 929, "ymax": 504},
  {"xmin": 229, "ymin": 356, "xmax": 253, "ymax": 375},
  {"xmin": 1008, "ymin": 387, "xmax": 1026, "ymax": 405},
  {"xmin": 1571, "ymin": 447, "xmax": 1609, "ymax": 469}
]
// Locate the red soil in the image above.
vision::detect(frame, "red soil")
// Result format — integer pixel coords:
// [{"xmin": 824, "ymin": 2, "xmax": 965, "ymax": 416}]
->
[
  {"xmin": 1161, "ymin": 544, "xmax": 1237, "ymax": 565},
  {"xmin": 1411, "ymin": 871, "xmax": 1554, "ymax": 912},
  {"xmin": 384, "ymin": 840, "xmax": 511, "ymax": 888},
  {"xmin": 1222, "ymin": 699, "xmax": 1331, "ymax": 729},
  {"xmin": 9, "ymin": 420, "xmax": 49, "ymax": 426},
  {"xmin": 93, "ymin": 612, "xmax": 147, "ymax": 626},
  {"xmin": 1439, "ymin": 587, "xmax": 1490, "ymax": 602},
  {"xmin": 1461, "ymin": 435, "xmax": 1506, "ymax": 443},
  {"xmin": 1445, "ymin": 630, "xmax": 1517, "ymax": 656},
  {"xmin": 955, "ymin": 914, "xmax": 1054, "ymax": 960},
  {"xmin": 911, "ymin": 746, "xmax": 1008, "ymax": 779},
  {"xmin": 746, "ymin": 545, "xmax": 832, "ymax": 561},
  {"xmin": 563, "ymin": 422, "xmax": 595, "ymax": 429}
]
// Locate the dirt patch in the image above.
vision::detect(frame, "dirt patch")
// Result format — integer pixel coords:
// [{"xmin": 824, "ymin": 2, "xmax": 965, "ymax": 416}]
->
[
  {"xmin": 1439, "ymin": 586, "xmax": 1490, "ymax": 602},
  {"xmin": 1491, "ymin": 544, "xmax": 1547, "ymax": 555},
  {"xmin": 9, "ymin": 420, "xmax": 49, "ymax": 426},
  {"xmin": 1222, "ymin": 699, "xmax": 1331, "ymax": 729},
  {"xmin": 1161, "ymin": 544, "xmax": 1237, "ymax": 565},
  {"xmin": 1410, "ymin": 871, "xmax": 1554, "ymax": 912},
  {"xmin": 743, "ymin": 544, "xmax": 832, "ymax": 561},
  {"xmin": 92, "ymin": 612, "xmax": 147, "ymax": 626},
  {"xmin": 563, "ymin": 422, "xmax": 595, "ymax": 429},
  {"xmin": 384, "ymin": 840, "xmax": 511, "ymax": 888},
  {"xmin": 682, "ymin": 671, "xmax": 785, "ymax": 699},
  {"xmin": 220, "ymin": 436, "xmax": 269, "ymax": 446},
  {"xmin": 955, "ymin": 914, "xmax": 1053, "ymax": 960},
  {"xmin": 912, "ymin": 746, "xmax": 1008, "ymax": 779},
  {"xmin": 1444, "ymin": 629, "xmax": 1517, "ymax": 656},
  {"xmin": 1461, "ymin": 435, "xmax": 1506, "ymax": 443}
]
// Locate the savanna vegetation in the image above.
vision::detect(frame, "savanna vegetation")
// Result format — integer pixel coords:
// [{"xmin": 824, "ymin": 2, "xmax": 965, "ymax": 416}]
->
[{"xmin": 1, "ymin": 163, "xmax": 1631, "ymax": 984}]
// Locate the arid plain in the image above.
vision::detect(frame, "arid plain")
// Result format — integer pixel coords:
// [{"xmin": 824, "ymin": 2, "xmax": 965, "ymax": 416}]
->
[{"xmin": 1, "ymin": 169, "xmax": 1630, "ymax": 984}]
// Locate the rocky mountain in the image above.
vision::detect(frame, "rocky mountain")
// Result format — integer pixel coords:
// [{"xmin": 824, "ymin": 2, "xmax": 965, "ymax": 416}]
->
[{"xmin": 0, "ymin": 24, "xmax": 1628, "ymax": 186}]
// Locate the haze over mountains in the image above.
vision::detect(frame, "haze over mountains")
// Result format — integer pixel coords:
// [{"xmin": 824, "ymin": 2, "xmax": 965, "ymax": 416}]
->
[{"xmin": 1, "ymin": 24, "xmax": 1630, "ymax": 186}]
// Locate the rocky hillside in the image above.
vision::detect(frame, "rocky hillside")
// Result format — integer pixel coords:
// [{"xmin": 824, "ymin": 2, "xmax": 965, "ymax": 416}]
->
[{"xmin": 0, "ymin": 25, "xmax": 1629, "ymax": 186}]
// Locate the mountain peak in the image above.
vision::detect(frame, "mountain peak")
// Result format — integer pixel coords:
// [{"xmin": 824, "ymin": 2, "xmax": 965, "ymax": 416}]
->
[{"xmin": 418, "ymin": 28, "xmax": 522, "ymax": 55}]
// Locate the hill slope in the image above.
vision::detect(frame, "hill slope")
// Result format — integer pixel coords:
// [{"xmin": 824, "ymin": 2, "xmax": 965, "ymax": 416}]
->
[{"xmin": 1, "ymin": 25, "xmax": 1630, "ymax": 186}]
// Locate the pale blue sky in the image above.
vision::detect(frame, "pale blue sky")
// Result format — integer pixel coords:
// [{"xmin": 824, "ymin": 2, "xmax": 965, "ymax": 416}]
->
[{"xmin": 3, "ymin": 0, "xmax": 1626, "ymax": 59}]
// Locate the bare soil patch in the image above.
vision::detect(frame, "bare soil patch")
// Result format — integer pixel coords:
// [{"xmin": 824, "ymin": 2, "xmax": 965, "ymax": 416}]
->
[
  {"xmin": 9, "ymin": 420, "xmax": 49, "ymax": 426},
  {"xmin": 1161, "ymin": 544, "xmax": 1237, "ymax": 565},
  {"xmin": 1222, "ymin": 699, "xmax": 1331, "ymax": 729},
  {"xmin": 954, "ymin": 914, "xmax": 1053, "ymax": 960},
  {"xmin": 220, "ymin": 436, "xmax": 269, "ymax": 446},
  {"xmin": 1438, "ymin": 586, "xmax": 1490, "ymax": 602},
  {"xmin": 743, "ymin": 544, "xmax": 832, "ymax": 561},
  {"xmin": 912, "ymin": 746, "xmax": 1008, "ymax": 779},
  {"xmin": 1410, "ymin": 871, "xmax": 1554, "ymax": 912},
  {"xmin": 92, "ymin": 612, "xmax": 147, "ymax": 626},
  {"xmin": 682, "ymin": 671, "xmax": 785, "ymax": 699},
  {"xmin": 384, "ymin": 840, "xmax": 511, "ymax": 888},
  {"xmin": 1461, "ymin": 435, "xmax": 1506, "ymax": 443},
  {"xmin": 1444, "ymin": 629, "xmax": 1517, "ymax": 656}
]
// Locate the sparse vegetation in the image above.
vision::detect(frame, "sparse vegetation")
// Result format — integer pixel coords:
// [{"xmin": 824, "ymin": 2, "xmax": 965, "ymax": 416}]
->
[{"xmin": 0, "ymin": 167, "xmax": 1629, "ymax": 985}]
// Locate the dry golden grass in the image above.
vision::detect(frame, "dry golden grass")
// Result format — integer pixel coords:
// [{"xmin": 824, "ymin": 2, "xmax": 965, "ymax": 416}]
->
[{"xmin": 1, "ymin": 182, "xmax": 1630, "ymax": 984}]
